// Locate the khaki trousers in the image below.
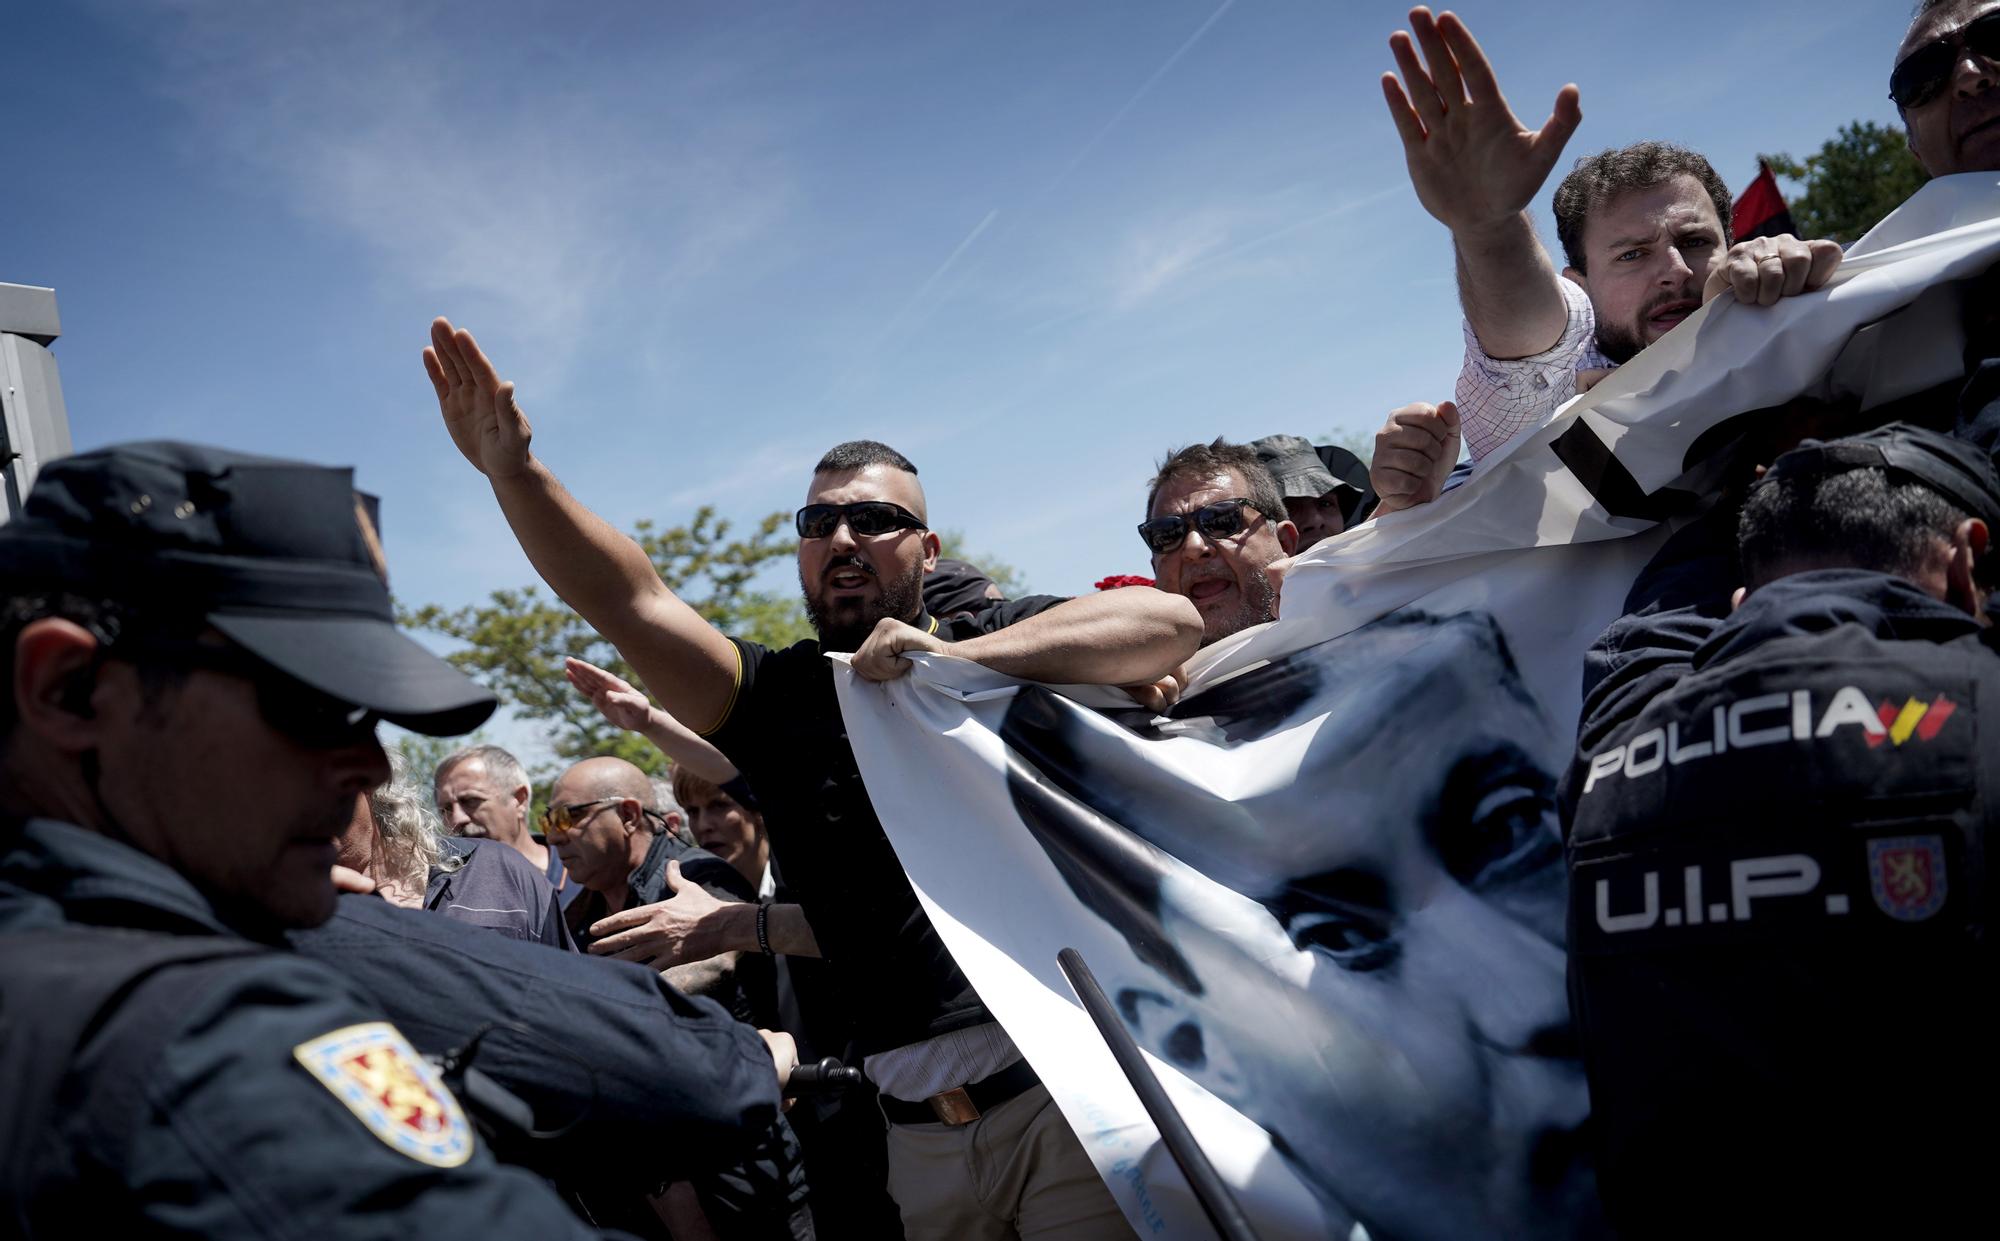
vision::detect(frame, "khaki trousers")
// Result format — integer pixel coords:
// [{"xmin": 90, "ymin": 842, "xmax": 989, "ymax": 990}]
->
[{"xmin": 884, "ymin": 1083, "xmax": 1132, "ymax": 1240}]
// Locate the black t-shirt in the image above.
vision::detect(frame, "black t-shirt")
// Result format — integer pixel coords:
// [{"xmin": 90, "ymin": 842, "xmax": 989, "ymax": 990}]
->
[{"xmin": 705, "ymin": 598, "xmax": 1065, "ymax": 1055}]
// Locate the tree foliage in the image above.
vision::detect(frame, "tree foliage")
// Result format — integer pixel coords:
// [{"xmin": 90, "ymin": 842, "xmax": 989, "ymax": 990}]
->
[
  {"xmin": 401, "ymin": 507, "xmax": 809, "ymax": 776},
  {"xmin": 1763, "ymin": 121, "xmax": 1928, "ymax": 246}
]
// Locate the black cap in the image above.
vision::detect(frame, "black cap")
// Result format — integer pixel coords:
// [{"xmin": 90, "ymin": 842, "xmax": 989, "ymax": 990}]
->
[
  {"xmin": 1760, "ymin": 423, "xmax": 2000, "ymax": 533},
  {"xmin": 0, "ymin": 441, "xmax": 496, "ymax": 736}
]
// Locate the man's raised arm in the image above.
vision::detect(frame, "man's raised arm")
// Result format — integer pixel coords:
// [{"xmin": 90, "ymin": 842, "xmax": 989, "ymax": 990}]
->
[
  {"xmin": 1381, "ymin": 7, "xmax": 1581, "ymax": 360},
  {"xmin": 423, "ymin": 317, "xmax": 740, "ymax": 730}
]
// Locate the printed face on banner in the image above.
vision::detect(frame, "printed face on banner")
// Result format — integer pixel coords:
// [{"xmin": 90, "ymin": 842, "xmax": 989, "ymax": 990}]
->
[{"xmin": 1002, "ymin": 609, "xmax": 1596, "ymax": 1238}]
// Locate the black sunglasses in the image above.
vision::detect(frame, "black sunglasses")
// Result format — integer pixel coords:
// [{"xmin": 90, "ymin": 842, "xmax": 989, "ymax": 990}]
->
[
  {"xmin": 1891, "ymin": 10, "xmax": 2000, "ymax": 108},
  {"xmin": 794, "ymin": 501, "xmax": 928, "ymax": 540},
  {"xmin": 118, "ymin": 635, "xmax": 381, "ymax": 750},
  {"xmin": 1136, "ymin": 498, "xmax": 1272, "ymax": 555}
]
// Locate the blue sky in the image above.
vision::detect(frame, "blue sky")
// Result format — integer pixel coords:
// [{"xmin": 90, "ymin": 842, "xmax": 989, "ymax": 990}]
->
[{"xmin": 10, "ymin": 0, "xmax": 1909, "ymax": 758}]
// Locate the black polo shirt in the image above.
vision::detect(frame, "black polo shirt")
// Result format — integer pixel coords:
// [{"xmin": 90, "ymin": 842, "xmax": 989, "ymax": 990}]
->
[{"xmin": 704, "ymin": 599, "xmax": 1065, "ymax": 1056}]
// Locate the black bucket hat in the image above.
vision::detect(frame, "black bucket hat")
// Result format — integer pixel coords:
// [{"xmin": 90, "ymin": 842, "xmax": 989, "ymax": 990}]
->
[{"xmin": 0, "ymin": 441, "xmax": 496, "ymax": 736}]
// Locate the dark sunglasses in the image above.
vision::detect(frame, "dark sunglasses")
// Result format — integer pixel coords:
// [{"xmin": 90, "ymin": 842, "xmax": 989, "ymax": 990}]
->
[
  {"xmin": 539, "ymin": 798, "xmax": 618, "ymax": 840},
  {"xmin": 1136, "ymin": 498, "xmax": 1272, "ymax": 555},
  {"xmin": 794, "ymin": 500, "xmax": 928, "ymax": 540},
  {"xmin": 1891, "ymin": 10, "xmax": 2000, "ymax": 107},
  {"xmin": 118, "ymin": 636, "xmax": 381, "ymax": 750}
]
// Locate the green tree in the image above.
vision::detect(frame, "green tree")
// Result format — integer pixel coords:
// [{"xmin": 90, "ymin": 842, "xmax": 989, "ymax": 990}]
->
[
  {"xmin": 401, "ymin": 507, "xmax": 809, "ymax": 775},
  {"xmin": 1763, "ymin": 121, "xmax": 1928, "ymax": 246}
]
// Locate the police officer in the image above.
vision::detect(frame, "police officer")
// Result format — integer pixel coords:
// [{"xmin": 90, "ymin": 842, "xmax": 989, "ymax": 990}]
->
[
  {"xmin": 0, "ymin": 442, "xmax": 783, "ymax": 1237},
  {"xmin": 1563, "ymin": 423, "xmax": 1997, "ymax": 1237}
]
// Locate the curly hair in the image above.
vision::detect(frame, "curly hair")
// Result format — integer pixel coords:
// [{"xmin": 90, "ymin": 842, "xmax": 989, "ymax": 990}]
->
[
  {"xmin": 368, "ymin": 755, "xmax": 452, "ymax": 890},
  {"xmin": 1553, "ymin": 141, "xmax": 1733, "ymax": 274}
]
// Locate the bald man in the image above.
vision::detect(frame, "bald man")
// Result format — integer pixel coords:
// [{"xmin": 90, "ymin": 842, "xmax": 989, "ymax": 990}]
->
[
  {"xmin": 548, "ymin": 757, "xmax": 754, "ymax": 981},
  {"xmin": 547, "ymin": 757, "xmax": 813, "ymax": 1240}
]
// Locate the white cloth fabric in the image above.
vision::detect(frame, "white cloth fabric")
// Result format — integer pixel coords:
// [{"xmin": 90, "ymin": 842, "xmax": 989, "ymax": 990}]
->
[
  {"xmin": 1454, "ymin": 276, "xmax": 1615, "ymax": 462},
  {"xmin": 865, "ymin": 1022, "xmax": 1023, "ymax": 1103}
]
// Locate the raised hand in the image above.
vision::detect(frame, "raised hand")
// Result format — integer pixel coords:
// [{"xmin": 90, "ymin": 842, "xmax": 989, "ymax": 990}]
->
[
  {"xmin": 422, "ymin": 317, "xmax": 534, "ymax": 480},
  {"xmin": 1381, "ymin": 8, "xmax": 1581, "ymax": 237},
  {"xmin": 1370, "ymin": 400, "xmax": 1463, "ymax": 515},
  {"xmin": 565, "ymin": 656, "xmax": 656, "ymax": 733}
]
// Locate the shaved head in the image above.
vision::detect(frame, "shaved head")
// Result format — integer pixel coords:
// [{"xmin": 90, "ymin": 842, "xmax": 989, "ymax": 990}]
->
[{"xmin": 554, "ymin": 756, "xmax": 655, "ymax": 807}]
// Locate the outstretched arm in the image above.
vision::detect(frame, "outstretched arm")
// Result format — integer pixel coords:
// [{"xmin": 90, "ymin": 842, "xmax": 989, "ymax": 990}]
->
[
  {"xmin": 565, "ymin": 657, "xmax": 741, "ymax": 784},
  {"xmin": 424, "ymin": 318, "xmax": 741, "ymax": 730},
  {"xmin": 851, "ymin": 588, "xmax": 1202, "ymax": 691},
  {"xmin": 589, "ymin": 861, "xmax": 823, "ymax": 965},
  {"xmin": 1381, "ymin": 7, "xmax": 1581, "ymax": 359}
]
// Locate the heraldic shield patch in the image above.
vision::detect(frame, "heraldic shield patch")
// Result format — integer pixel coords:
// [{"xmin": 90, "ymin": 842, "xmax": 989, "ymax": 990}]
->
[
  {"xmin": 293, "ymin": 1022, "xmax": 474, "ymax": 1167},
  {"xmin": 1867, "ymin": 835, "xmax": 1948, "ymax": 922}
]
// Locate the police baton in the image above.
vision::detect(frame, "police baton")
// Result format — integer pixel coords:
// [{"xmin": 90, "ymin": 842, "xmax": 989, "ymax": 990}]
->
[
  {"xmin": 1057, "ymin": 947, "xmax": 1261, "ymax": 1241},
  {"xmin": 785, "ymin": 1056, "xmax": 865, "ymax": 1096}
]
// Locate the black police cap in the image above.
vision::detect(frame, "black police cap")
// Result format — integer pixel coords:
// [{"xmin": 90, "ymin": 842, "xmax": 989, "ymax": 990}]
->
[
  {"xmin": 0, "ymin": 441, "xmax": 496, "ymax": 736},
  {"xmin": 1758, "ymin": 422, "xmax": 2000, "ymax": 534}
]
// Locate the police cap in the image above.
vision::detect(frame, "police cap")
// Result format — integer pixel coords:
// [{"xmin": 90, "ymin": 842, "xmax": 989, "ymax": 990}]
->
[
  {"xmin": 1758, "ymin": 422, "xmax": 2000, "ymax": 534},
  {"xmin": 0, "ymin": 441, "xmax": 495, "ymax": 736}
]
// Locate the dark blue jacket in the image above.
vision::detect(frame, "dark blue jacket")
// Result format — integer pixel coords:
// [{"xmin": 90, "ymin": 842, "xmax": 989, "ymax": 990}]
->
[
  {"xmin": 0, "ymin": 819, "xmax": 606, "ymax": 1240},
  {"xmin": 426, "ymin": 835, "xmax": 574, "ymax": 950},
  {"xmin": 289, "ymin": 892, "xmax": 783, "ymax": 1191},
  {"xmin": 1563, "ymin": 570, "xmax": 1995, "ymax": 1237}
]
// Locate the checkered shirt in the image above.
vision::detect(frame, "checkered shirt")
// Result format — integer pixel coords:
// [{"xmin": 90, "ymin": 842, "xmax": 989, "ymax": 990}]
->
[{"xmin": 1454, "ymin": 276, "xmax": 1615, "ymax": 462}]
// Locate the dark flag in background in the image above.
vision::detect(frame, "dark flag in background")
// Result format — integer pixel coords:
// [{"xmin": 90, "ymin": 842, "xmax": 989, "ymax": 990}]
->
[{"xmin": 1734, "ymin": 161, "xmax": 1796, "ymax": 240}]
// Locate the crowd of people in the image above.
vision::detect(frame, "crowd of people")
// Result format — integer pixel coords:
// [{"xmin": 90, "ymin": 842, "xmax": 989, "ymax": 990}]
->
[{"xmin": 4, "ymin": 2, "xmax": 1998, "ymax": 1238}]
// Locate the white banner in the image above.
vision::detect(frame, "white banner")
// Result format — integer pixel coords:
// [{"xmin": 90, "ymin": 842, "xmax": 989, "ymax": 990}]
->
[{"xmin": 835, "ymin": 175, "xmax": 2000, "ymax": 1240}]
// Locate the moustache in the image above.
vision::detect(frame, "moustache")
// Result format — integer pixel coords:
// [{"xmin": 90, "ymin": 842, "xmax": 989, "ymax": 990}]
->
[{"xmin": 823, "ymin": 555, "xmax": 878, "ymax": 580}]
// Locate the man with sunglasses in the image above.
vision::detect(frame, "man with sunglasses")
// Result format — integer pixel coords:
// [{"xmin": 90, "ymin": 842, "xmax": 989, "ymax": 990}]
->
[
  {"xmin": 1142, "ymin": 440, "xmax": 1300, "ymax": 646},
  {"xmin": 425, "ymin": 317, "xmax": 1199, "ymax": 1239},
  {"xmin": 1896, "ymin": 0, "xmax": 2000, "ymax": 178},
  {"xmin": 0, "ymin": 442, "xmax": 637, "ymax": 1238},
  {"xmin": 1381, "ymin": 7, "xmax": 1841, "ymax": 471}
]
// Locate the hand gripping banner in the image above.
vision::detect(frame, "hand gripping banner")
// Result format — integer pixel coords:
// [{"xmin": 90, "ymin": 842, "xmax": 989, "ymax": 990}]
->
[{"xmin": 834, "ymin": 174, "xmax": 2000, "ymax": 1240}]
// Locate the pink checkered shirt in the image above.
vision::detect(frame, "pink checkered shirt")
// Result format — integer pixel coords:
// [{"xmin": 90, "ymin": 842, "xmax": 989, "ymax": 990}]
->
[{"xmin": 1453, "ymin": 277, "xmax": 1614, "ymax": 462}]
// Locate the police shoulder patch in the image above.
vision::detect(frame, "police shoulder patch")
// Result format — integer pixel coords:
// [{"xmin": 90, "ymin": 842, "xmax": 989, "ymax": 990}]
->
[{"xmin": 292, "ymin": 1021, "xmax": 474, "ymax": 1168}]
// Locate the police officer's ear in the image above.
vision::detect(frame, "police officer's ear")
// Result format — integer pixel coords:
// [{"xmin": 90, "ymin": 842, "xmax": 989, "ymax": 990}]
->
[
  {"xmin": 1946, "ymin": 517, "xmax": 1990, "ymax": 623},
  {"xmin": 11, "ymin": 619, "xmax": 110, "ymax": 751}
]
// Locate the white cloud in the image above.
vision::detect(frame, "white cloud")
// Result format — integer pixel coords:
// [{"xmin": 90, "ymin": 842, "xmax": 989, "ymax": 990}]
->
[{"xmin": 118, "ymin": 0, "xmax": 795, "ymax": 364}]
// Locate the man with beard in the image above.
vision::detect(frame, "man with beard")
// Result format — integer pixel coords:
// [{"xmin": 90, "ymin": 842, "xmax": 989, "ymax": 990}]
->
[
  {"xmin": 1378, "ymin": 7, "xmax": 1842, "ymax": 467},
  {"xmin": 1141, "ymin": 440, "xmax": 1297, "ymax": 646},
  {"xmin": 423, "ymin": 317, "xmax": 1201, "ymax": 1240}
]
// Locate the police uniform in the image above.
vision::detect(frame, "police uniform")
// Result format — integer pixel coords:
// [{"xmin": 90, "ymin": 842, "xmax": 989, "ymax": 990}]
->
[
  {"xmin": 0, "ymin": 442, "xmax": 632, "ymax": 1237},
  {"xmin": 0, "ymin": 818, "xmax": 609, "ymax": 1239},
  {"xmin": 1566, "ymin": 560, "xmax": 1995, "ymax": 1237}
]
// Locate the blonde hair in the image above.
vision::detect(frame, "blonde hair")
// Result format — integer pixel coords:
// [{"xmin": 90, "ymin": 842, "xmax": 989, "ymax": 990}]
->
[{"xmin": 370, "ymin": 752, "xmax": 453, "ymax": 890}]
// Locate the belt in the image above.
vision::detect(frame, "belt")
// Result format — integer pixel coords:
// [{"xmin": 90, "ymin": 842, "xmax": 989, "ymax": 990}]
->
[{"xmin": 877, "ymin": 1058, "xmax": 1041, "ymax": 1127}]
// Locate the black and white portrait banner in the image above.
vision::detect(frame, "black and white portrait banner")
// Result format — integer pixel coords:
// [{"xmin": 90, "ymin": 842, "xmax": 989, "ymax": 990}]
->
[{"xmin": 834, "ymin": 175, "xmax": 2000, "ymax": 1240}]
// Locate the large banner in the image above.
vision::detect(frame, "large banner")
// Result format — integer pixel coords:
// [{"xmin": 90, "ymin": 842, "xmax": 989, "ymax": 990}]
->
[{"xmin": 834, "ymin": 175, "xmax": 2000, "ymax": 1240}]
